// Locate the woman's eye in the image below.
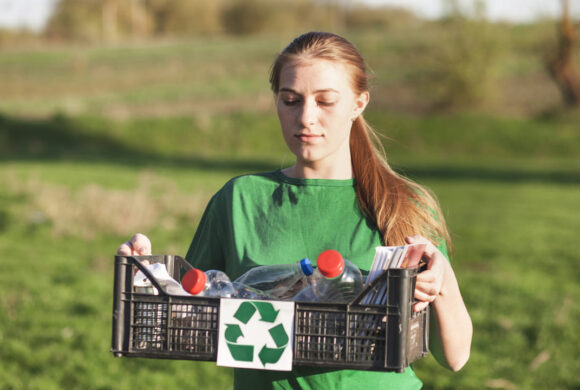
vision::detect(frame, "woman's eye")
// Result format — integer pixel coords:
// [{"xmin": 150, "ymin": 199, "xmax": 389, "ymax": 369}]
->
[
  {"xmin": 283, "ymin": 99, "xmax": 299, "ymax": 106},
  {"xmin": 317, "ymin": 101, "xmax": 335, "ymax": 107}
]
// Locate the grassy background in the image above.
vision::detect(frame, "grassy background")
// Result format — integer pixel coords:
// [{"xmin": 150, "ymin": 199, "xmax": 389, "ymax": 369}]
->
[{"xmin": 1, "ymin": 26, "xmax": 579, "ymax": 389}]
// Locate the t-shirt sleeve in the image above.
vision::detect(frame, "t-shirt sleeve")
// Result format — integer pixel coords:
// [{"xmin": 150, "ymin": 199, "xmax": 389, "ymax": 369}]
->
[
  {"xmin": 184, "ymin": 192, "xmax": 227, "ymax": 272},
  {"xmin": 424, "ymin": 201, "xmax": 451, "ymax": 263}
]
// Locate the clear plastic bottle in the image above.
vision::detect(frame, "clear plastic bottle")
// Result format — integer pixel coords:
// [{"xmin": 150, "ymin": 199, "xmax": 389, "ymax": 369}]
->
[
  {"xmin": 293, "ymin": 250, "xmax": 363, "ymax": 303},
  {"xmin": 231, "ymin": 282, "xmax": 275, "ymax": 300},
  {"xmin": 233, "ymin": 258, "xmax": 314, "ymax": 300},
  {"xmin": 181, "ymin": 269, "xmax": 236, "ymax": 298}
]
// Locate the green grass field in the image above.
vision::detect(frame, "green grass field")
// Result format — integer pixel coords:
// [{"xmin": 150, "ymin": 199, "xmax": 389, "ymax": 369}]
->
[{"xmin": 1, "ymin": 28, "xmax": 579, "ymax": 389}]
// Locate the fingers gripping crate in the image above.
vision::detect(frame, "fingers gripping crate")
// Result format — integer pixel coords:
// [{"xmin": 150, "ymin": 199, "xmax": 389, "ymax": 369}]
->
[{"xmin": 111, "ymin": 255, "xmax": 429, "ymax": 372}]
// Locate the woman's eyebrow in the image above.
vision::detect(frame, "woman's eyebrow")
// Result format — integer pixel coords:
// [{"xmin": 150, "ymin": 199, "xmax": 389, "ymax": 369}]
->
[
  {"xmin": 278, "ymin": 87, "xmax": 340, "ymax": 94},
  {"xmin": 278, "ymin": 87, "xmax": 298, "ymax": 94}
]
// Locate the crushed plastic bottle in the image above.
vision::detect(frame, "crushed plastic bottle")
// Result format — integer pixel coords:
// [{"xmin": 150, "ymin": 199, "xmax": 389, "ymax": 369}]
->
[
  {"xmin": 181, "ymin": 269, "xmax": 236, "ymax": 298},
  {"xmin": 233, "ymin": 258, "xmax": 314, "ymax": 300},
  {"xmin": 293, "ymin": 250, "xmax": 363, "ymax": 303},
  {"xmin": 133, "ymin": 273, "xmax": 158, "ymax": 295},
  {"xmin": 134, "ymin": 262, "xmax": 191, "ymax": 296}
]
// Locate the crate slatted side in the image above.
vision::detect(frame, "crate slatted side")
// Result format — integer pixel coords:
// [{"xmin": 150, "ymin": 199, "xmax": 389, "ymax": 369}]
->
[{"xmin": 112, "ymin": 255, "xmax": 429, "ymax": 371}]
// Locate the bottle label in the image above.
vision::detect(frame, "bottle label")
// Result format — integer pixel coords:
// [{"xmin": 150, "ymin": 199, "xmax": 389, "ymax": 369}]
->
[{"xmin": 217, "ymin": 299, "xmax": 295, "ymax": 371}]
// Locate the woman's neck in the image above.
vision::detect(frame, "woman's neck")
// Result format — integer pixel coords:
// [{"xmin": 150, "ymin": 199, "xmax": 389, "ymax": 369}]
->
[{"xmin": 282, "ymin": 163, "xmax": 354, "ymax": 180}]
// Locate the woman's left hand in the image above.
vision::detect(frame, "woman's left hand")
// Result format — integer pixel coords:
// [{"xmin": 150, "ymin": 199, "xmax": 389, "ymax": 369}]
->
[
  {"xmin": 406, "ymin": 235, "xmax": 447, "ymax": 312},
  {"xmin": 406, "ymin": 234, "xmax": 472, "ymax": 371}
]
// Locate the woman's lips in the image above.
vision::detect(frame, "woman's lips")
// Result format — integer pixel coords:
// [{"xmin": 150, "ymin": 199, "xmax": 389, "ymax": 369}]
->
[{"xmin": 295, "ymin": 133, "xmax": 322, "ymax": 142}]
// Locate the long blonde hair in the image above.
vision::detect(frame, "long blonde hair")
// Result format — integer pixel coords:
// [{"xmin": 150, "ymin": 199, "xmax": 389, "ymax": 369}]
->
[{"xmin": 270, "ymin": 32, "xmax": 452, "ymax": 251}]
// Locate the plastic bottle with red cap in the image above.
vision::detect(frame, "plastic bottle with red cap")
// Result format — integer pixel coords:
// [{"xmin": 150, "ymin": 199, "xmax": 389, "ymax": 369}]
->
[
  {"xmin": 232, "ymin": 258, "xmax": 314, "ymax": 300},
  {"xmin": 293, "ymin": 249, "xmax": 363, "ymax": 303},
  {"xmin": 181, "ymin": 269, "xmax": 236, "ymax": 298},
  {"xmin": 181, "ymin": 268, "xmax": 274, "ymax": 299}
]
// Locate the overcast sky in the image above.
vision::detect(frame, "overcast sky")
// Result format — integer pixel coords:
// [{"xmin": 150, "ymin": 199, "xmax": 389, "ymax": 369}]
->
[{"xmin": 0, "ymin": 0, "xmax": 578, "ymax": 31}]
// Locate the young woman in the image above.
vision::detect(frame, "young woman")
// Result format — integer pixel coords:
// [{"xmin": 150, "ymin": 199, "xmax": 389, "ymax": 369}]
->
[{"xmin": 118, "ymin": 31, "xmax": 472, "ymax": 389}]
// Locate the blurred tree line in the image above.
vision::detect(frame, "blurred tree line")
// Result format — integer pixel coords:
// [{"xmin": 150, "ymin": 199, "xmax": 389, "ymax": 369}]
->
[
  {"xmin": 0, "ymin": 0, "xmax": 576, "ymax": 110},
  {"xmin": 43, "ymin": 0, "xmax": 419, "ymax": 42}
]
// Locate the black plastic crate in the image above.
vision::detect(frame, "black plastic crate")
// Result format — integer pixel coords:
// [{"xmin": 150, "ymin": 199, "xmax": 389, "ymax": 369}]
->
[{"xmin": 111, "ymin": 255, "xmax": 429, "ymax": 372}]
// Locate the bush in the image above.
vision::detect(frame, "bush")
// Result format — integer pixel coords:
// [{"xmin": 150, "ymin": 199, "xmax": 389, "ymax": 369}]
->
[{"xmin": 412, "ymin": 1, "xmax": 505, "ymax": 109}]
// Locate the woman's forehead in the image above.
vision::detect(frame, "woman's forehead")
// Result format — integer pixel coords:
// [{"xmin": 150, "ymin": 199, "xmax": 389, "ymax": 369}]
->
[{"xmin": 278, "ymin": 59, "xmax": 353, "ymax": 92}]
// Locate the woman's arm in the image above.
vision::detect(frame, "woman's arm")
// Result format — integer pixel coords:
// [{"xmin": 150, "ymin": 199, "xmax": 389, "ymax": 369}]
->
[{"xmin": 406, "ymin": 235, "xmax": 473, "ymax": 372}]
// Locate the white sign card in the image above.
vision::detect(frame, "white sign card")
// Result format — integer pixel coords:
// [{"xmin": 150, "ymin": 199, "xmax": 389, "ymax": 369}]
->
[{"xmin": 217, "ymin": 298, "xmax": 295, "ymax": 371}]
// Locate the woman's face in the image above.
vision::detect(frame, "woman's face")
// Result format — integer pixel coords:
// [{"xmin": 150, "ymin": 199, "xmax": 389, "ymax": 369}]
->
[{"xmin": 276, "ymin": 60, "xmax": 368, "ymax": 173}]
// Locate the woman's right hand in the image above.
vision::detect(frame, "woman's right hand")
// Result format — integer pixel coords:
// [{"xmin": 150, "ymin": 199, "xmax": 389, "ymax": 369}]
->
[{"xmin": 117, "ymin": 233, "xmax": 152, "ymax": 256}]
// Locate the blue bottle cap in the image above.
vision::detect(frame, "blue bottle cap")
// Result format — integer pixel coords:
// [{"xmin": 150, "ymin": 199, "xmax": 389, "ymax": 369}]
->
[{"xmin": 299, "ymin": 258, "xmax": 314, "ymax": 276}]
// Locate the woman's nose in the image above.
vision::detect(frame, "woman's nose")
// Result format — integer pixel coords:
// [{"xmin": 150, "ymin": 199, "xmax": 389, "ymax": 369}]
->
[{"xmin": 299, "ymin": 100, "xmax": 317, "ymax": 127}]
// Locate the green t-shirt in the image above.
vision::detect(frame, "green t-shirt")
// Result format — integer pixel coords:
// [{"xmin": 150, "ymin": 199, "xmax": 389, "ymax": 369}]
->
[{"xmin": 185, "ymin": 169, "xmax": 423, "ymax": 390}]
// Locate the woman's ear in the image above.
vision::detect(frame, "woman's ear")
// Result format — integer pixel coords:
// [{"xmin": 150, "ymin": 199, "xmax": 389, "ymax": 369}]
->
[{"xmin": 352, "ymin": 91, "xmax": 370, "ymax": 120}]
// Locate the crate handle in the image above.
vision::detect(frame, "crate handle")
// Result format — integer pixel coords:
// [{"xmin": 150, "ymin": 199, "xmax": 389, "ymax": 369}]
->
[{"xmin": 123, "ymin": 254, "xmax": 193, "ymax": 296}]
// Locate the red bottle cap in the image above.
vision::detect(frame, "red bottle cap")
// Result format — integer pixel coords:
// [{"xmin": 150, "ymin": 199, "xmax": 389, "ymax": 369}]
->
[
  {"xmin": 181, "ymin": 269, "xmax": 207, "ymax": 295},
  {"xmin": 317, "ymin": 250, "xmax": 345, "ymax": 278}
]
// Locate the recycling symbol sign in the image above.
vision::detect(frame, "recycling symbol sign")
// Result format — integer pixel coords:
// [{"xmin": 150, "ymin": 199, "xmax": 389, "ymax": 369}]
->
[{"xmin": 217, "ymin": 299, "xmax": 294, "ymax": 371}]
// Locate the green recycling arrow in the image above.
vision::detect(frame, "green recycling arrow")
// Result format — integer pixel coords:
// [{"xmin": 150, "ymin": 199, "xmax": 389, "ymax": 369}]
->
[
  {"xmin": 268, "ymin": 323, "xmax": 289, "ymax": 347},
  {"xmin": 258, "ymin": 324, "xmax": 289, "ymax": 366},
  {"xmin": 234, "ymin": 301, "xmax": 280, "ymax": 324},
  {"xmin": 259, "ymin": 344, "xmax": 286, "ymax": 366},
  {"xmin": 225, "ymin": 324, "xmax": 243, "ymax": 343},
  {"xmin": 226, "ymin": 342, "xmax": 254, "ymax": 362},
  {"xmin": 225, "ymin": 324, "xmax": 253, "ymax": 361},
  {"xmin": 233, "ymin": 301, "xmax": 256, "ymax": 324},
  {"xmin": 253, "ymin": 301, "xmax": 280, "ymax": 323}
]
